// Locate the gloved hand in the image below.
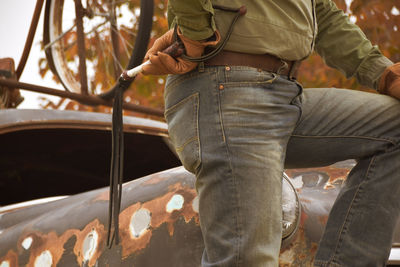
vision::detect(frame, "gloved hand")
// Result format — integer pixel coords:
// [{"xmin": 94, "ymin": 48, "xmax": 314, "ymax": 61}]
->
[
  {"xmin": 379, "ymin": 63, "xmax": 400, "ymax": 99},
  {"xmin": 142, "ymin": 27, "xmax": 220, "ymax": 75}
]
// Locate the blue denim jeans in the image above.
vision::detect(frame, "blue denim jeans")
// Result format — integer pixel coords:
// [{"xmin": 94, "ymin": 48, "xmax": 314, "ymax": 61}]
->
[{"xmin": 164, "ymin": 66, "xmax": 400, "ymax": 267}]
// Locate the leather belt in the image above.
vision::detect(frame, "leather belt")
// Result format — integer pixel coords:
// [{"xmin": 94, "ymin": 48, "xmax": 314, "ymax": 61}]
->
[{"xmin": 204, "ymin": 50, "xmax": 300, "ymax": 79}]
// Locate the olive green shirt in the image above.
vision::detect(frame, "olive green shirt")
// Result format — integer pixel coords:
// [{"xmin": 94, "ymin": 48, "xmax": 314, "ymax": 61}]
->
[{"xmin": 167, "ymin": 0, "xmax": 393, "ymax": 90}]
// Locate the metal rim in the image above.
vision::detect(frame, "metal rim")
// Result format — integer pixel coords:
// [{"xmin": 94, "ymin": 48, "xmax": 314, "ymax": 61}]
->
[
  {"xmin": 282, "ymin": 173, "xmax": 302, "ymax": 241},
  {"xmin": 43, "ymin": 0, "xmax": 153, "ymax": 96}
]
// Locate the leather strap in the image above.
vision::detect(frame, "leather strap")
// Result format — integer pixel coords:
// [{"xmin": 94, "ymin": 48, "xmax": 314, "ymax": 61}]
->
[{"xmin": 204, "ymin": 50, "xmax": 300, "ymax": 79}]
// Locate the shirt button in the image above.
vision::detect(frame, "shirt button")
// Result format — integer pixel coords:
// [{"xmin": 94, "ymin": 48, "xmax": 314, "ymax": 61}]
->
[
  {"xmin": 219, "ymin": 84, "xmax": 224, "ymax": 90},
  {"xmin": 225, "ymin": 66, "xmax": 231, "ymax": 71}
]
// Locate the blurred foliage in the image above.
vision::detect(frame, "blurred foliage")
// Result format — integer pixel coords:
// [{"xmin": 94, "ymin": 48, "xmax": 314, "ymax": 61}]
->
[
  {"xmin": 298, "ymin": 0, "xmax": 400, "ymax": 91},
  {"xmin": 38, "ymin": 0, "xmax": 400, "ymax": 113},
  {"xmin": 39, "ymin": 0, "xmax": 169, "ymax": 116}
]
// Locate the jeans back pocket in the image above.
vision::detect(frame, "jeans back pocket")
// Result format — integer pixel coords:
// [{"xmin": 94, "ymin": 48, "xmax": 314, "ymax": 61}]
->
[{"xmin": 165, "ymin": 93, "xmax": 201, "ymax": 174}]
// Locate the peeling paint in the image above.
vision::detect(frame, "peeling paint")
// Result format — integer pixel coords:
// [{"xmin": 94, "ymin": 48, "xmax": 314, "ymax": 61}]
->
[
  {"xmin": 119, "ymin": 183, "xmax": 198, "ymax": 258},
  {"xmin": 3, "ymin": 219, "xmax": 108, "ymax": 267},
  {"xmin": 82, "ymin": 230, "xmax": 98, "ymax": 262},
  {"xmin": 290, "ymin": 175, "xmax": 304, "ymax": 189},
  {"xmin": 324, "ymin": 177, "xmax": 345, "ymax": 190},
  {"xmin": 285, "ymin": 163, "xmax": 350, "ymax": 191},
  {"xmin": 0, "ymin": 250, "xmax": 18, "ymax": 267},
  {"xmin": 130, "ymin": 209, "xmax": 151, "ymax": 238},
  {"xmin": 0, "ymin": 162, "xmax": 357, "ymax": 267},
  {"xmin": 34, "ymin": 250, "xmax": 52, "ymax": 267},
  {"xmin": 192, "ymin": 196, "xmax": 199, "ymax": 213},
  {"xmin": 119, "ymin": 202, "xmax": 153, "ymax": 257},
  {"xmin": 73, "ymin": 219, "xmax": 106, "ymax": 267},
  {"xmin": 166, "ymin": 194, "xmax": 184, "ymax": 213},
  {"xmin": 24, "ymin": 230, "xmax": 75, "ymax": 266},
  {"xmin": 142, "ymin": 172, "xmax": 170, "ymax": 185},
  {"xmin": 22, "ymin": 236, "xmax": 33, "ymax": 250}
]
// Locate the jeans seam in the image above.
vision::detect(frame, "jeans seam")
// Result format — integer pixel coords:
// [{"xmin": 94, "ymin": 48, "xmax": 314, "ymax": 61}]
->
[
  {"xmin": 291, "ymin": 134, "xmax": 397, "ymax": 146},
  {"xmin": 194, "ymin": 94, "xmax": 201, "ymax": 173},
  {"xmin": 166, "ymin": 68, "xmax": 217, "ymax": 89},
  {"xmin": 217, "ymin": 82, "xmax": 243, "ymax": 267},
  {"xmin": 291, "ymin": 82, "xmax": 303, "ymax": 128},
  {"xmin": 164, "ymin": 92, "xmax": 199, "ymax": 116},
  {"xmin": 329, "ymin": 155, "xmax": 376, "ymax": 265},
  {"xmin": 218, "ymin": 93, "xmax": 226, "ymax": 144}
]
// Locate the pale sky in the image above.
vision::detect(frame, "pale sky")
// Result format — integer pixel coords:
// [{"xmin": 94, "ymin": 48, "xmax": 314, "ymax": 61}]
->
[{"xmin": 0, "ymin": 0, "xmax": 61, "ymax": 109}]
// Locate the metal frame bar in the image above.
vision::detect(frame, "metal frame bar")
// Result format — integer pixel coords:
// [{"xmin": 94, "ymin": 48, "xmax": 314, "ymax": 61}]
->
[
  {"xmin": 0, "ymin": 79, "xmax": 164, "ymax": 118},
  {"xmin": 16, "ymin": 0, "xmax": 45, "ymax": 79},
  {"xmin": 74, "ymin": 0, "xmax": 89, "ymax": 95},
  {"xmin": 6, "ymin": 0, "xmax": 162, "ymax": 119}
]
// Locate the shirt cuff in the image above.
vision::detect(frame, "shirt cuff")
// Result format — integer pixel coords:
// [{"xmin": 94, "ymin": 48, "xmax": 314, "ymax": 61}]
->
[
  {"xmin": 171, "ymin": 16, "xmax": 216, "ymax": 41},
  {"xmin": 356, "ymin": 49, "xmax": 393, "ymax": 90}
]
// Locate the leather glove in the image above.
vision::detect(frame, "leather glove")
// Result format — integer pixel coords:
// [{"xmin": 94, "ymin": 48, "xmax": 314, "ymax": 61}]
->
[
  {"xmin": 378, "ymin": 63, "xmax": 400, "ymax": 99},
  {"xmin": 142, "ymin": 27, "xmax": 220, "ymax": 75}
]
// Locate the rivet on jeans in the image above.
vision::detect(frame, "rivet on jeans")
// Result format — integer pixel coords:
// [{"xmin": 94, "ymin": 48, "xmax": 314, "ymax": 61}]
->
[
  {"xmin": 219, "ymin": 84, "xmax": 224, "ymax": 90},
  {"xmin": 225, "ymin": 66, "xmax": 231, "ymax": 71}
]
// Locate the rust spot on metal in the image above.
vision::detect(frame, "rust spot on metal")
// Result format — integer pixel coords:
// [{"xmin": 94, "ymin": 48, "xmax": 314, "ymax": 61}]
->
[
  {"xmin": 166, "ymin": 194, "xmax": 184, "ymax": 213},
  {"xmin": 285, "ymin": 165, "xmax": 350, "ymax": 190},
  {"xmin": 318, "ymin": 215, "xmax": 329, "ymax": 226},
  {"xmin": 119, "ymin": 182, "xmax": 198, "ymax": 258},
  {"xmin": 324, "ymin": 184, "xmax": 335, "ymax": 190},
  {"xmin": 310, "ymin": 241, "xmax": 318, "ymax": 255},
  {"xmin": 142, "ymin": 173, "xmax": 169, "ymax": 185},
  {"xmin": 323, "ymin": 177, "xmax": 346, "ymax": 190},
  {"xmin": 94, "ymin": 190, "xmax": 109, "ymax": 202},
  {"xmin": 298, "ymin": 197, "xmax": 311, "ymax": 204},
  {"xmin": 11, "ymin": 219, "xmax": 106, "ymax": 266},
  {"xmin": 73, "ymin": 219, "xmax": 106, "ymax": 267},
  {"xmin": 325, "ymin": 167, "xmax": 349, "ymax": 184},
  {"xmin": 279, "ymin": 227, "xmax": 317, "ymax": 266},
  {"xmin": 145, "ymin": 184, "xmax": 198, "ymax": 233},
  {"xmin": 0, "ymin": 250, "xmax": 18, "ymax": 267},
  {"xmin": 119, "ymin": 202, "xmax": 152, "ymax": 257},
  {"xmin": 23, "ymin": 229, "xmax": 76, "ymax": 266}
]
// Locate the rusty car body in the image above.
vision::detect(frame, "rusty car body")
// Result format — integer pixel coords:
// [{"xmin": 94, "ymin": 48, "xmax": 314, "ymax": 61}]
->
[{"xmin": 0, "ymin": 109, "xmax": 400, "ymax": 266}]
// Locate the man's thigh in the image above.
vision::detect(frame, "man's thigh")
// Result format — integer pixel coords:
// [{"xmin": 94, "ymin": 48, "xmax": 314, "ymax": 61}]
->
[{"xmin": 285, "ymin": 88, "xmax": 400, "ymax": 168}]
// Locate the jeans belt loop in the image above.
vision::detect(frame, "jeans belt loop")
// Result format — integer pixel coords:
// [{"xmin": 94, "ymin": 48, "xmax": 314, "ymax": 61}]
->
[
  {"xmin": 198, "ymin": 62, "xmax": 205, "ymax": 73},
  {"xmin": 288, "ymin": 61, "xmax": 301, "ymax": 80}
]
